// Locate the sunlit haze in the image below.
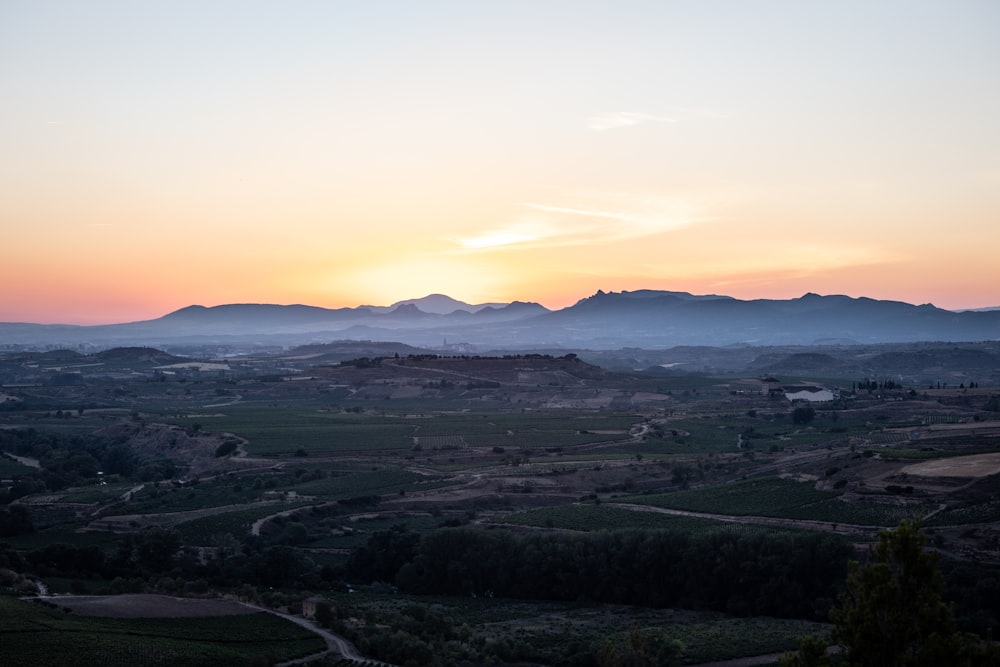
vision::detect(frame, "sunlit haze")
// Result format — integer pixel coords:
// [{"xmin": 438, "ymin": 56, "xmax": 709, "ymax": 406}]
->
[{"xmin": 2, "ymin": 1, "xmax": 998, "ymax": 324}]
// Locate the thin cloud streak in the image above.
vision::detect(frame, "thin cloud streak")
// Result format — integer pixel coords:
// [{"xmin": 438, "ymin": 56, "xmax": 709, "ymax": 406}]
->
[
  {"xmin": 588, "ymin": 108, "xmax": 733, "ymax": 130},
  {"xmin": 587, "ymin": 112, "xmax": 677, "ymax": 130},
  {"xmin": 458, "ymin": 220, "xmax": 555, "ymax": 249},
  {"xmin": 454, "ymin": 196, "xmax": 702, "ymax": 252}
]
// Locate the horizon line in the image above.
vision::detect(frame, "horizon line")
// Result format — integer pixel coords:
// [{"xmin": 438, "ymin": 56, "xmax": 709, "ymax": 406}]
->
[{"xmin": 3, "ymin": 288, "xmax": 997, "ymax": 327}]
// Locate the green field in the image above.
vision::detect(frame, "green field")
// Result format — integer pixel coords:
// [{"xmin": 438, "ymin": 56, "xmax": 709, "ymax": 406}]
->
[
  {"xmin": 111, "ymin": 480, "xmax": 278, "ymax": 515},
  {"xmin": 492, "ymin": 504, "xmax": 834, "ymax": 541},
  {"xmin": 644, "ymin": 417, "xmax": 861, "ymax": 456},
  {"xmin": 169, "ymin": 408, "xmax": 415, "ymax": 455},
  {"xmin": 494, "ymin": 504, "xmax": 743, "ymax": 533},
  {"xmin": 166, "ymin": 408, "xmax": 640, "ymax": 456},
  {"xmin": 0, "ymin": 454, "xmax": 35, "ymax": 476},
  {"xmin": 622, "ymin": 476, "xmax": 836, "ymax": 515},
  {"xmin": 57, "ymin": 483, "xmax": 136, "ymax": 504},
  {"xmin": 621, "ymin": 476, "xmax": 938, "ymax": 527},
  {"xmin": 785, "ymin": 497, "xmax": 939, "ymax": 527},
  {"xmin": 173, "ymin": 503, "xmax": 312, "ymax": 544},
  {"xmin": 925, "ymin": 499, "xmax": 1000, "ymax": 526},
  {"xmin": 288, "ymin": 468, "xmax": 449, "ymax": 497},
  {"xmin": 104, "ymin": 468, "xmax": 453, "ymax": 525},
  {"xmin": 0, "ymin": 527, "xmax": 121, "ymax": 550},
  {"xmin": 0, "ymin": 595, "xmax": 325, "ymax": 667},
  {"xmin": 307, "ymin": 514, "xmax": 447, "ymax": 549}
]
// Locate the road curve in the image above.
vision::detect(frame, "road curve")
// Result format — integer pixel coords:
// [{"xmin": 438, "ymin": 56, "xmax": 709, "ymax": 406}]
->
[{"xmin": 239, "ymin": 601, "xmax": 395, "ymax": 666}]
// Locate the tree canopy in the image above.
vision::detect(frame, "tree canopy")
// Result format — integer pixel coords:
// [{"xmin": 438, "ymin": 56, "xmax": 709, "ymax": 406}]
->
[{"xmin": 827, "ymin": 519, "xmax": 999, "ymax": 667}]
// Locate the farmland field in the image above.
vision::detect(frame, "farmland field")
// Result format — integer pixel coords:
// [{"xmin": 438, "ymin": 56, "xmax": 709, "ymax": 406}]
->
[
  {"xmin": 622, "ymin": 476, "xmax": 838, "ymax": 516},
  {"xmin": 110, "ymin": 480, "xmax": 280, "ymax": 514},
  {"xmin": 902, "ymin": 452, "xmax": 1000, "ymax": 478},
  {"xmin": 168, "ymin": 408, "xmax": 415, "ymax": 455},
  {"xmin": 493, "ymin": 503, "xmax": 807, "ymax": 536},
  {"xmin": 0, "ymin": 454, "xmax": 34, "ymax": 475},
  {"xmin": 619, "ymin": 476, "xmax": 941, "ymax": 527},
  {"xmin": 306, "ymin": 513, "xmax": 447, "ymax": 549},
  {"xmin": 925, "ymin": 500, "xmax": 1000, "ymax": 526},
  {"xmin": 287, "ymin": 468, "xmax": 439, "ymax": 497},
  {"xmin": 5, "ymin": 348, "xmax": 1000, "ymax": 666},
  {"xmin": 165, "ymin": 408, "xmax": 641, "ymax": 456},
  {"xmin": 0, "ymin": 595, "xmax": 325, "ymax": 667},
  {"xmin": 173, "ymin": 502, "xmax": 313, "ymax": 543}
]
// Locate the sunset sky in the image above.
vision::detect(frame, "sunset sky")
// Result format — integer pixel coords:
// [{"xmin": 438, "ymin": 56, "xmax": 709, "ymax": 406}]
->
[{"xmin": 2, "ymin": 1, "xmax": 999, "ymax": 324}]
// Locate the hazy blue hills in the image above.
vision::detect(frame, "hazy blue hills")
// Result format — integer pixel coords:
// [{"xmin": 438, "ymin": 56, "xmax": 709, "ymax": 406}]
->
[
  {"xmin": 366, "ymin": 293, "xmax": 511, "ymax": 314},
  {"xmin": 2, "ymin": 290, "xmax": 999, "ymax": 351}
]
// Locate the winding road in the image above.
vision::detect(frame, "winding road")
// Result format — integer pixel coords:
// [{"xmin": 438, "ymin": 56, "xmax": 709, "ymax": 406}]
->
[{"xmin": 240, "ymin": 603, "xmax": 375, "ymax": 666}]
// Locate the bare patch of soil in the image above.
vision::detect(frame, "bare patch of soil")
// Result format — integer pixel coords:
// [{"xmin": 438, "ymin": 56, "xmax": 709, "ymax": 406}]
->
[{"xmin": 902, "ymin": 452, "xmax": 1000, "ymax": 478}]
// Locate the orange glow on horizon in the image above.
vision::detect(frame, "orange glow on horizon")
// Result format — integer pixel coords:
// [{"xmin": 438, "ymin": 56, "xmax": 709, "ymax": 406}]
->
[{"xmin": 1, "ymin": 3, "xmax": 997, "ymax": 325}]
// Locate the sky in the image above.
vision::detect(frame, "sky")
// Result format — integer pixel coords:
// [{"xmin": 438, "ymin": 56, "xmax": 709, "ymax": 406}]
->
[{"xmin": 2, "ymin": 1, "xmax": 999, "ymax": 324}]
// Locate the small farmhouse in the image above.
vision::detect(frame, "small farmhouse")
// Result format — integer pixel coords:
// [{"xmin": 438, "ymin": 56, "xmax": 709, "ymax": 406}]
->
[{"xmin": 301, "ymin": 596, "xmax": 326, "ymax": 620}]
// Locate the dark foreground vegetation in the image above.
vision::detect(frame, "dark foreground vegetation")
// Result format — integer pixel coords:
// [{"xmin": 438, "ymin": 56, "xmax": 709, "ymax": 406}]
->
[
  {"xmin": 0, "ymin": 595, "xmax": 323, "ymax": 667},
  {"xmin": 2, "ymin": 344, "xmax": 1000, "ymax": 665},
  {"xmin": 349, "ymin": 526, "xmax": 850, "ymax": 619},
  {"xmin": 781, "ymin": 519, "xmax": 1000, "ymax": 666}
]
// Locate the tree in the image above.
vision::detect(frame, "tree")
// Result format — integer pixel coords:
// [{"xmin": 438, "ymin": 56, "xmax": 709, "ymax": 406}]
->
[
  {"xmin": 314, "ymin": 600, "xmax": 333, "ymax": 628},
  {"xmin": 792, "ymin": 406, "xmax": 815, "ymax": 425},
  {"xmin": 830, "ymin": 518, "xmax": 998, "ymax": 666},
  {"xmin": 778, "ymin": 635, "xmax": 831, "ymax": 667},
  {"xmin": 0, "ymin": 504, "xmax": 33, "ymax": 537},
  {"xmin": 135, "ymin": 528, "xmax": 181, "ymax": 573},
  {"xmin": 597, "ymin": 625, "xmax": 683, "ymax": 667}
]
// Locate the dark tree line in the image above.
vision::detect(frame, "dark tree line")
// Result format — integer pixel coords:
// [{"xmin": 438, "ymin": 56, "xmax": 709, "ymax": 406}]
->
[
  {"xmin": 348, "ymin": 526, "xmax": 853, "ymax": 620},
  {"xmin": 855, "ymin": 379, "xmax": 900, "ymax": 392},
  {"xmin": 0, "ymin": 428, "xmax": 177, "ymax": 497},
  {"xmin": 18, "ymin": 528, "xmax": 323, "ymax": 592},
  {"xmin": 0, "ymin": 504, "xmax": 33, "ymax": 536},
  {"xmin": 0, "ymin": 428, "xmax": 134, "ymax": 493}
]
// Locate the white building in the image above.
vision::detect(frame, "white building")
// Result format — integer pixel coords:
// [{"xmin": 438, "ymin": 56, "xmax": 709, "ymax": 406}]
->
[{"xmin": 784, "ymin": 386, "xmax": 836, "ymax": 403}]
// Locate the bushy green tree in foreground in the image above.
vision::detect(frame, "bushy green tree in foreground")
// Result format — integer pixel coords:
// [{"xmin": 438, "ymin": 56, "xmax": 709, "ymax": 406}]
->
[
  {"xmin": 783, "ymin": 518, "xmax": 999, "ymax": 666},
  {"xmin": 832, "ymin": 518, "xmax": 958, "ymax": 665}
]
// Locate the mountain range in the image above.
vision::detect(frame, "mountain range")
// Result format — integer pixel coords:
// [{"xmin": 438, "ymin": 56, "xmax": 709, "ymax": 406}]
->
[{"xmin": 2, "ymin": 290, "xmax": 999, "ymax": 351}]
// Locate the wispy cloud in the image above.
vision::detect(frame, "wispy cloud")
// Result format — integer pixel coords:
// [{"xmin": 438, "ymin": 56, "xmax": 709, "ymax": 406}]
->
[
  {"xmin": 454, "ymin": 195, "xmax": 703, "ymax": 252},
  {"xmin": 587, "ymin": 112, "xmax": 677, "ymax": 131},
  {"xmin": 587, "ymin": 107, "xmax": 733, "ymax": 131},
  {"xmin": 458, "ymin": 220, "xmax": 556, "ymax": 249}
]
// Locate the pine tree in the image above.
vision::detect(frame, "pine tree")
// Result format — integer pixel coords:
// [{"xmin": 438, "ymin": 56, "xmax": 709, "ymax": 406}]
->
[{"xmin": 831, "ymin": 519, "xmax": 998, "ymax": 666}]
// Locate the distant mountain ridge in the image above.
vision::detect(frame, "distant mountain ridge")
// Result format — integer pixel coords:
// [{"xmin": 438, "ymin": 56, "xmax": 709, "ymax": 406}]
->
[
  {"xmin": 1, "ymin": 290, "xmax": 999, "ymax": 351},
  {"xmin": 366, "ymin": 294, "xmax": 510, "ymax": 314}
]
